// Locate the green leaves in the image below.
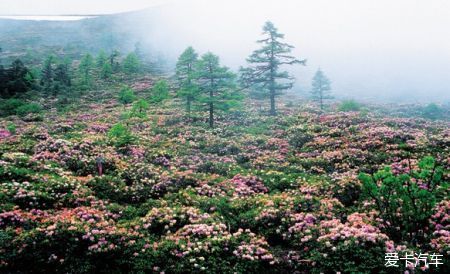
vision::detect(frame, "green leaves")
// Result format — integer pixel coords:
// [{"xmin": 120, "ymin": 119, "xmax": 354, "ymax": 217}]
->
[
  {"xmin": 359, "ymin": 156, "xmax": 447, "ymax": 244},
  {"xmin": 175, "ymin": 47, "xmax": 199, "ymax": 114},
  {"xmin": 131, "ymin": 99, "xmax": 149, "ymax": 118},
  {"xmin": 118, "ymin": 86, "xmax": 135, "ymax": 105},
  {"xmin": 108, "ymin": 123, "xmax": 135, "ymax": 147},
  {"xmin": 195, "ymin": 52, "xmax": 240, "ymax": 127},
  {"xmin": 78, "ymin": 53, "xmax": 94, "ymax": 87},
  {"xmin": 240, "ymin": 21, "xmax": 306, "ymax": 115},
  {"xmin": 174, "ymin": 47, "xmax": 243, "ymax": 124},
  {"xmin": 123, "ymin": 52, "xmax": 141, "ymax": 74},
  {"xmin": 149, "ymin": 80, "xmax": 170, "ymax": 104}
]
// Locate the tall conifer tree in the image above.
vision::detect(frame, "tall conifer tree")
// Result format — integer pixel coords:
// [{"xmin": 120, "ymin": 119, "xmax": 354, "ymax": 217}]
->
[{"xmin": 241, "ymin": 21, "xmax": 305, "ymax": 115}]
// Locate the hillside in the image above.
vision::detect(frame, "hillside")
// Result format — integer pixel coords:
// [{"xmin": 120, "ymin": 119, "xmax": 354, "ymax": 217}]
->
[{"xmin": 0, "ymin": 5, "xmax": 449, "ymax": 273}]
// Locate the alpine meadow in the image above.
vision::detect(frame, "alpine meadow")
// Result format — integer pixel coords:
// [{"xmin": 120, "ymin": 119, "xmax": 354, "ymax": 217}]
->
[{"xmin": 0, "ymin": 0, "xmax": 449, "ymax": 273}]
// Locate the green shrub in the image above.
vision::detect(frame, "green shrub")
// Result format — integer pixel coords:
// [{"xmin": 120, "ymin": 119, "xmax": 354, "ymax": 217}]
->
[
  {"xmin": 0, "ymin": 98, "xmax": 25, "ymax": 116},
  {"xmin": 338, "ymin": 100, "xmax": 361, "ymax": 112},
  {"xmin": 6, "ymin": 122, "xmax": 16, "ymax": 135},
  {"xmin": 15, "ymin": 103, "xmax": 42, "ymax": 117},
  {"xmin": 422, "ymin": 103, "xmax": 443, "ymax": 120},
  {"xmin": 286, "ymin": 125, "xmax": 313, "ymax": 149},
  {"xmin": 118, "ymin": 86, "xmax": 135, "ymax": 105},
  {"xmin": 108, "ymin": 123, "xmax": 135, "ymax": 147},
  {"xmin": 131, "ymin": 99, "xmax": 149, "ymax": 118},
  {"xmin": 310, "ymin": 240, "xmax": 388, "ymax": 273},
  {"xmin": 149, "ymin": 80, "xmax": 169, "ymax": 104},
  {"xmin": 122, "ymin": 52, "xmax": 141, "ymax": 74},
  {"xmin": 87, "ymin": 176, "xmax": 127, "ymax": 202},
  {"xmin": 359, "ymin": 156, "xmax": 448, "ymax": 243}
]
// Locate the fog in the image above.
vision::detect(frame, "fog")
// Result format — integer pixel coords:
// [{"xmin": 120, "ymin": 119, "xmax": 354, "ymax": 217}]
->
[
  {"xmin": 0, "ymin": 0, "xmax": 167, "ymax": 15},
  {"xmin": 124, "ymin": 0, "xmax": 450, "ymax": 102},
  {"xmin": 3, "ymin": 0, "xmax": 450, "ymax": 102}
]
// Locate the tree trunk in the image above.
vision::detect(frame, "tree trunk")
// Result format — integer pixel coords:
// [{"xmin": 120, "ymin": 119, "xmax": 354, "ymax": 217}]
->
[
  {"xmin": 270, "ymin": 90, "xmax": 276, "ymax": 116},
  {"xmin": 209, "ymin": 65, "xmax": 215, "ymax": 127},
  {"xmin": 269, "ymin": 36, "xmax": 276, "ymax": 116},
  {"xmin": 187, "ymin": 97, "xmax": 191, "ymax": 116},
  {"xmin": 209, "ymin": 100, "xmax": 214, "ymax": 128}
]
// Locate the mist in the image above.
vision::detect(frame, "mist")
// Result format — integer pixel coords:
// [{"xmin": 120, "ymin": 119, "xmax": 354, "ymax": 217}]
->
[
  {"xmin": 2, "ymin": 0, "xmax": 450, "ymax": 102},
  {"xmin": 124, "ymin": 0, "xmax": 450, "ymax": 103}
]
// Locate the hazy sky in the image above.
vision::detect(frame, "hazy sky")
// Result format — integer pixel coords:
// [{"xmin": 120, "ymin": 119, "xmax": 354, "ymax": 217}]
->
[
  {"xmin": 0, "ymin": 0, "xmax": 169, "ymax": 15},
  {"xmin": 135, "ymin": 0, "xmax": 450, "ymax": 101},
  {"xmin": 1, "ymin": 0, "xmax": 449, "ymax": 101}
]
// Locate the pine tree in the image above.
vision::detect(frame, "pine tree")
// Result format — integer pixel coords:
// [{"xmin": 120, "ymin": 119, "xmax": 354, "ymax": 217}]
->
[
  {"xmin": 311, "ymin": 68, "xmax": 332, "ymax": 110},
  {"xmin": 101, "ymin": 62, "xmax": 113, "ymax": 79},
  {"xmin": 241, "ymin": 21, "xmax": 305, "ymax": 115},
  {"xmin": 195, "ymin": 52, "xmax": 240, "ymax": 128},
  {"xmin": 131, "ymin": 99, "xmax": 149, "ymax": 118},
  {"xmin": 150, "ymin": 80, "xmax": 170, "ymax": 104},
  {"xmin": 0, "ymin": 47, "xmax": 5, "ymax": 95},
  {"xmin": 79, "ymin": 53, "xmax": 94, "ymax": 87},
  {"xmin": 175, "ymin": 46, "xmax": 199, "ymax": 115},
  {"xmin": 2, "ymin": 59, "xmax": 33, "ymax": 98},
  {"xmin": 118, "ymin": 86, "xmax": 135, "ymax": 107},
  {"xmin": 123, "ymin": 52, "xmax": 141, "ymax": 74},
  {"xmin": 54, "ymin": 58, "xmax": 72, "ymax": 87},
  {"xmin": 41, "ymin": 55, "xmax": 54, "ymax": 88},
  {"xmin": 96, "ymin": 50, "xmax": 108, "ymax": 68},
  {"xmin": 109, "ymin": 50, "xmax": 120, "ymax": 72}
]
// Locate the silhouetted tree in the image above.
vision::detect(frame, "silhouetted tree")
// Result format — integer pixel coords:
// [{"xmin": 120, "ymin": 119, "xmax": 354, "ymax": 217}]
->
[
  {"xmin": 241, "ymin": 21, "xmax": 305, "ymax": 115},
  {"xmin": 311, "ymin": 68, "xmax": 332, "ymax": 110}
]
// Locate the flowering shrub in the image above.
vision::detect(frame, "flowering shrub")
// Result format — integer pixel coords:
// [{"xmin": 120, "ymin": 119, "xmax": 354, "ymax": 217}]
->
[
  {"xmin": 0, "ymin": 99, "xmax": 448, "ymax": 273},
  {"xmin": 33, "ymin": 137, "xmax": 119, "ymax": 176},
  {"xmin": 141, "ymin": 206, "xmax": 212, "ymax": 235},
  {"xmin": 430, "ymin": 200, "xmax": 450, "ymax": 254},
  {"xmin": 311, "ymin": 213, "xmax": 392, "ymax": 273},
  {"xmin": 229, "ymin": 174, "xmax": 268, "ymax": 197},
  {"xmin": 360, "ymin": 156, "xmax": 448, "ymax": 242}
]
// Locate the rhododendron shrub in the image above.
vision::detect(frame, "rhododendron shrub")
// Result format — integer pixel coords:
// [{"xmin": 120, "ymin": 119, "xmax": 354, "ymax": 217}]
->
[
  {"xmin": 428, "ymin": 200, "xmax": 450, "ymax": 272},
  {"xmin": 360, "ymin": 156, "xmax": 448, "ymax": 243},
  {"xmin": 160, "ymin": 224, "xmax": 276, "ymax": 273},
  {"xmin": 1, "ymin": 206, "xmax": 142, "ymax": 273},
  {"xmin": 310, "ymin": 213, "xmax": 393, "ymax": 273},
  {"xmin": 0, "ymin": 97, "xmax": 448, "ymax": 273}
]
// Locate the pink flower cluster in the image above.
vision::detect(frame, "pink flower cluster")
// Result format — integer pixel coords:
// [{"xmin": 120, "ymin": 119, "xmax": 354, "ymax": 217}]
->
[
  {"xmin": 87, "ymin": 123, "xmax": 110, "ymax": 134},
  {"xmin": 175, "ymin": 223, "xmax": 228, "ymax": 239},
  {"xmin": 195, "ymin": 182, "xmax": 228, "ymax": 197},
  {"xmin": 0, "ymin": 129, "xmax": 12, "ymax": 139},
  {"xmin": 233, "ymin": 229, "xmax": 274, "ymax": 263},
  {"xmin": 390, "ymin": 159, "xmax": 418, "ymax": 175},
  {"xmin": 317, "ymin": 213, "xmax": 390, "ymax": 247},
  {"xmin": 286, "ymin": 213, "xmax": 317, "ymax": 244},
  {"xmin": 141, "ymin": 206, "xmax": 211, "ymax": 233},
  {"xmin": 430, "ymin": 200, "xmax": 450, "ymax": 253},
  {"xmin": 229, "ymin": 174, "xmax": 268, "ymax": 197}
]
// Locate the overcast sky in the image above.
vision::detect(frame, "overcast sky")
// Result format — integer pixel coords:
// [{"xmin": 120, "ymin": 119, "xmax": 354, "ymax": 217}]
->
[
  {"xmin": 0, "ymin": 0, "xmax": 170, "ymax": 15},
  {"xmin": 1, "ymin": 0, "xmax": 449, "ymax": 101}
]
